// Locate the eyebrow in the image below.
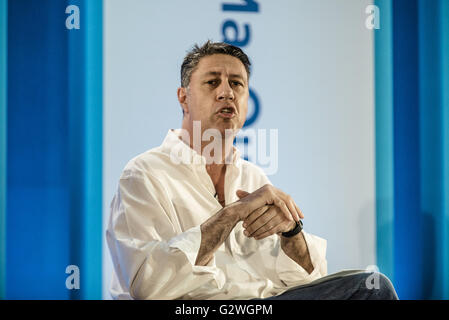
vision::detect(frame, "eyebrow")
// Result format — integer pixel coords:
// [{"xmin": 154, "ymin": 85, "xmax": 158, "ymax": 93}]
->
[{"xmin": 203, "ymin": 71, "xmax": 246, "ymax": 81}]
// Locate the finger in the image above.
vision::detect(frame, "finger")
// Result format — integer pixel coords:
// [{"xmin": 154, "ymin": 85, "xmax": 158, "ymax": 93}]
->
[
  {"xmin": 286, "ymin": 198, "xmax": 300, "ymax": 222},
  {"xmin": 236, "ymin": 189, "xmax": 250, "ymax": 199},
  {"xmin": 295, "ymin": 203, "xmax": 304, "ymax": 219},
  {"xmin": 243, "ymin": 205, "xmax": 271, "ymax": 228},
  {"xmin": 273, "ymin": 197, "xmax": 293, "ymax": 222},
  {"xmin": 251, "ymin": 215, "xmax": 283, "ymax": 238},
  {"xmin": 254, "ymin": 221, "xmax": 287, "ymax": 240},
  {"xmin": 239, "ymin": 185, "xmax": 273, "ymax": 214},
  {"xmin": 244, "ymin": 207, "xmax": 277, "ymax": 236},
  {"xmin": 276, "ymin": 189, "xmax": 300, "ymax": 222}
]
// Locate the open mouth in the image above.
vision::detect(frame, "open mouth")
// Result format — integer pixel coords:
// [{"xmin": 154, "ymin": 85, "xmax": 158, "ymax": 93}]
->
[{"xmin": 218, "ymin": 106, "xmax": 236, "ymax": 118}]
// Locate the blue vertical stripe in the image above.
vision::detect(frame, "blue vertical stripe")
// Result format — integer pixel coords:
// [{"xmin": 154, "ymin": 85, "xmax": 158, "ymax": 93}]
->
[
  {"xmin": 6, "ymin": 0, "xmax": 102, "ymax": 299},
  {"xmin": 439, "ymin": 0, "xmax": 449, "ymax": 300},
  {"xmin": 83, "ymin": 0, "xmax": 103, "ymax": 300},
  {"xmin": 0, "ymin": 0, "xmax": 7, "ymax": 300},
  {"xmin": 418, "ymin": 0, "xmax": 448, "ymax": 299},
  {"xmin": 374, "ymin": 0, "xmax": 394, "ymax": 283},
  {"xmin": 67, "ymin": 0, "xmax": 85, "ymax": 300},
  {"xmin": 375, "ymin": 0, "xmax": 449, "ymax": 299},
  {"xmin": 392, "ymin": 0, "xmax": 422, "ymax": 300},
  {"xmin": 68, "ymin": 0, "xmax": 103, "ymax": 300},
  {"xmin": 7, "ymin": 0, "xmax": 70, "ymax": 299}
]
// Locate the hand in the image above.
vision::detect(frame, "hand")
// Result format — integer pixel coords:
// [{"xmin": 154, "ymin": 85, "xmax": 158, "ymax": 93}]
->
[
  {"xmin": 236, "ymin": 184, "xmax": 304, "ymax": 222},
  {"xmin": 236, "ymin": 186, "xmax": 304, "ymax": 240},
  {"xmin": 243, "ymin": 205, "xmax": 297, "ymax": 240}
]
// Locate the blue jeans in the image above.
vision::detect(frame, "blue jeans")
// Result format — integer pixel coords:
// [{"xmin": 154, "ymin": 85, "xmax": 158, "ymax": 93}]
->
[{"xmin": 264, "ymin": 271, "xmax": 399, "ymax": 300}]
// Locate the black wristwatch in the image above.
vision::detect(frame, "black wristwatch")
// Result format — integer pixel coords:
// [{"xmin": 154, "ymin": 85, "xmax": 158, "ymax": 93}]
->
[{"xmin": 281, "ymin": 220, "xmax": 303, "ymax": 238}]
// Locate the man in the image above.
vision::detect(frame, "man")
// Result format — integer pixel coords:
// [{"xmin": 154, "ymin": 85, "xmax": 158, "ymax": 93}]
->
[{"xmin": 106, "ymin": 41, "xmax": 398, "ymax": 300}]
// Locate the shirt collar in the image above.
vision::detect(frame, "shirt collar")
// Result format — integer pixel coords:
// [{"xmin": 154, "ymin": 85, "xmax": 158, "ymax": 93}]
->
[{"xmin": 160, "ymin": 129, "xmax": 242, "ymax": 167}]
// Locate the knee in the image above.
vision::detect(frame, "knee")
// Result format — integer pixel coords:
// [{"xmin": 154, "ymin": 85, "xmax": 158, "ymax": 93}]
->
[{"xmin": 364, "ymin": 272, "xmax": 398, "ymax": 300}]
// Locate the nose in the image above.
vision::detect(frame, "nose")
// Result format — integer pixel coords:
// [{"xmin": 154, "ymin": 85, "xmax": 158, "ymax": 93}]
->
[{"xmin": 217, "ymin": 80, "xmax": 234, "ymax": 101}]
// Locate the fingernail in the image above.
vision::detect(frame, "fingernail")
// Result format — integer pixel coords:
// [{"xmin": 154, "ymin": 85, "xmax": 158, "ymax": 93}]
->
[
  {"xmin": 244, "ymin": 230, "xmax": 248, "ymax": 236},
  {"xmin": 243, "ymin": 223, "xmax": 247, "ymax": 228}
]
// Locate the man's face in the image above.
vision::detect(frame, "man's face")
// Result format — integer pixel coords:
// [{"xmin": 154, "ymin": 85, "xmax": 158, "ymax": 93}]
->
[{"xmin": 179, "ymin": 54, "xmax": 249, "ymax": 137}]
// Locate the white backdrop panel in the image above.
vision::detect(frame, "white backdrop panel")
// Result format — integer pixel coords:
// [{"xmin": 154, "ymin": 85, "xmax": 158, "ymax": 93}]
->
[{"xmin": 103, "ymin": 0, "xmax": 375, "ymax": 299}]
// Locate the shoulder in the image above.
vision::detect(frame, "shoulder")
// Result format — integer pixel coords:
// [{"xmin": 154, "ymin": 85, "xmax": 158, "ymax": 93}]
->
[{"xmin": 120, "ymin": 146, "xmax": 170, "ymax": 180}]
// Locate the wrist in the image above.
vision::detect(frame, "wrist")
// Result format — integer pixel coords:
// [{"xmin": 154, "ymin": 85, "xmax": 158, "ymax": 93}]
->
[
  {"xmin": 284, "ymin": 220, "xmax": 297, "ymax": 233},
  {"xmin": 281, "ymin": 220, "xmax": 303, "ymax": 238},
  {"xmin": 221, "ymin": 203, "xmax": 242, "ymax": 226}
]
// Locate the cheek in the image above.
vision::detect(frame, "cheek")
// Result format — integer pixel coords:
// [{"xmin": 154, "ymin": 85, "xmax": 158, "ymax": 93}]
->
[
  {"xmin": 239, "ymin": 98, "xmax": 249, "ymax": 119},
  {"xmin": 190, "ymin": 92, "xmax": 211, "ymax": 110},
  {"xmin": 186, "ymin": 94, "xmax": 204, "ymax": 118},
  {"xmin": 241, "ymin": 106, "xmax": 248, "ymax": 120}
]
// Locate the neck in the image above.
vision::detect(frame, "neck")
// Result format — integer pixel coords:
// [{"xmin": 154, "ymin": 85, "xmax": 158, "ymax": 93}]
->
[{"xmin": 181, "ymin": 121, "xmax": 236, "ymax": 165}]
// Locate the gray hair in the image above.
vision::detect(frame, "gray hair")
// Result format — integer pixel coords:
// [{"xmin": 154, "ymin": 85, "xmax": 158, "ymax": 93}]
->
[{"xmin": 180, "ymin": 40, "xmax": 251, "ymax": 88}]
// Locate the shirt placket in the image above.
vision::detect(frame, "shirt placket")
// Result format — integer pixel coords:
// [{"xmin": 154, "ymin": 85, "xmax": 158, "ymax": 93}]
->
[
  {"xmin": 191, "ymin": 161, "xmax": 222, "ymax": 209},
  {"xmin": 224, "ymin": 163, "xmax": 240, "ymax": 206}
]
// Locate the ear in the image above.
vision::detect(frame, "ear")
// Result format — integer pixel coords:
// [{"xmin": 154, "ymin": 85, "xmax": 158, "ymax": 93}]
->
[{"xmin": 177, "ymin": 87, "xmax": 189, "ymax": 115}]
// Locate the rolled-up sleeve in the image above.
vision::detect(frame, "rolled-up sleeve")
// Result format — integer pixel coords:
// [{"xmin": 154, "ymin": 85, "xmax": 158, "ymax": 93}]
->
[
  {"xmin": 106, "ymin": 170, "xmax": 225, "ymax": 300},
  {"xmin": 275, "ymin": 231, "xmax": 327, "ymax": 287}
]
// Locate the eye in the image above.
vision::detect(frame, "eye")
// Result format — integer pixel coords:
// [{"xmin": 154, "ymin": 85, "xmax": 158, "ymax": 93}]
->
[
  {"xmin": 232, "ymin": 81, "xmax": 243, "ymax": 87},
  {"xmin": 206, "ymin": 79, "xmax": 218, "ymax": 86}
]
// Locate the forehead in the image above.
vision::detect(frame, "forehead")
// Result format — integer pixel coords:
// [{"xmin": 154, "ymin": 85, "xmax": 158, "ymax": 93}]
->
[{"xmin": 194, "ymin": 54, "xmax": 247, "ymax": 79}]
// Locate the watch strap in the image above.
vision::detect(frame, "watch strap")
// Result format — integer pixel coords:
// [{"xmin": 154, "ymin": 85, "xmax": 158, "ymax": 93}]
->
[{"xmin": 281, "ymin": 220, "xmax": 303, "ymax": 238}]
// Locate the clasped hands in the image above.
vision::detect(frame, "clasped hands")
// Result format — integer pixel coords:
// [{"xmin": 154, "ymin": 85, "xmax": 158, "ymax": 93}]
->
[{"xmin": 234, "ymin": 184, "xmax": 304, "ymax": 240}]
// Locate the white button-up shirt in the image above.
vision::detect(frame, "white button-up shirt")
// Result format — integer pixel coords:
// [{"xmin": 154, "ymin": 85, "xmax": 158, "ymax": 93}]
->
[{"xmin": 106, "ymin": 129, "xmax": 327, "ymax": 300}]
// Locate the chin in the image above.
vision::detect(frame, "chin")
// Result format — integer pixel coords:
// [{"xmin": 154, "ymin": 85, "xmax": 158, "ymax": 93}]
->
[{"xmin": 216, "ymin": 126, "xmax": 239, "ymax": 138}]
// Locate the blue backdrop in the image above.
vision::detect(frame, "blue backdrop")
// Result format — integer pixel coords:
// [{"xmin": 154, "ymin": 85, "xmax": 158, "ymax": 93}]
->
[
  {"xmin": 2, "ymin": 0, "xmax": 102, "ymax": 299},
  {"xmin": 375, "ymin": 0, "xmax": 449, "ymax": 299}
]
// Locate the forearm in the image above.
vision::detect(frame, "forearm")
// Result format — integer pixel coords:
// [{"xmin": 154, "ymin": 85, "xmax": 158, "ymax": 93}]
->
[
  {"xmin": 281, "ymin": 231, "xmax": 314, "ymax": 274},
  {"xmin": 195, "ymin": 204, "xmax": 241, "ymax": 266}
]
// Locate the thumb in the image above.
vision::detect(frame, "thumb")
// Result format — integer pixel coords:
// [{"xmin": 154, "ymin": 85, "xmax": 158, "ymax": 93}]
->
[{"xmin": 236, "ymin": 189, "xmax": 250, "ymax": 199}]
